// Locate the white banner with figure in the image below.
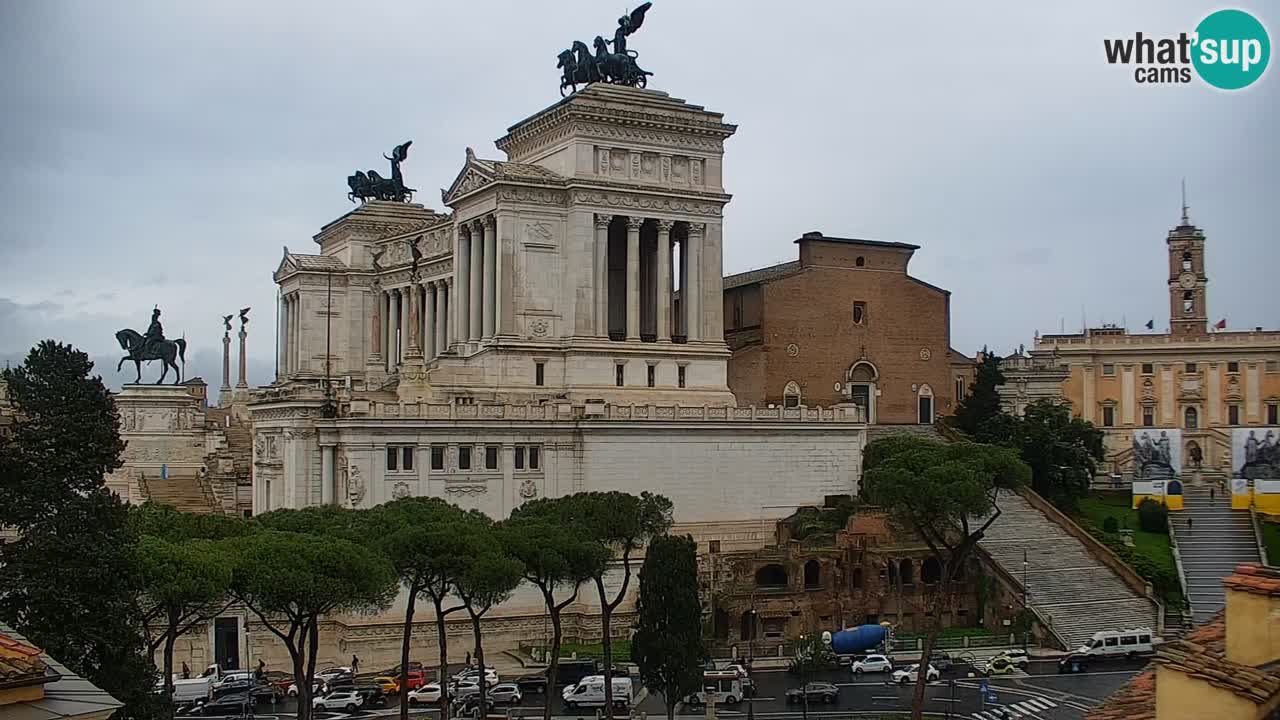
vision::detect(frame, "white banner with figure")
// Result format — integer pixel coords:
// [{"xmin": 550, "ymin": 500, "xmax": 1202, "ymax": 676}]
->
[
  {"xmin": 1232, "ymin": 427, "xmax": 1280, "ymax": 480},
  {"xmin": 1132, "ymin": 429, "xmax": 1181, "ymax": 480}
]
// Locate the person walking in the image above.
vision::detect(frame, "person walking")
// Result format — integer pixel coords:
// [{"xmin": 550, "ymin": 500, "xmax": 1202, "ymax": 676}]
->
[
  {"xmin": 1210, "ymin": 485, "xmax": 1216, "ymax": 502},
  {"xmin": 351, "ymin": 654, "xmax": 360, "ymax": 675},
  {"xmin": 1187, "ymin": 516, "xmax": 1194, "ymax": 533},
  {"xmin": 181, "ymin": 661, "xmax": 190, "ymax": 680}
]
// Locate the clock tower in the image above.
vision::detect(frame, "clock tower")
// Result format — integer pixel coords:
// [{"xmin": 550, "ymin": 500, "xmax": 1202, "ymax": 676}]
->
[{"xmin": 1167, "ymin": 201, "xmax": 1208, "ymax": 337}]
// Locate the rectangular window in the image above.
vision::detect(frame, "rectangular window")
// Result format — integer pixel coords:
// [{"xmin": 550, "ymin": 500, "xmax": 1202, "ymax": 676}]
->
[
  {"xmin": 386, "ymin": 447, "xmax": 398, "ymax": 471},
  {"xmin": 431, "ymin": 446, "xmax": 445, "ymax": 471},
  {"xmin": 1227, "ymin": 361, "xmax": 1240, "ymax": 373},
  {"xmin": 1141, "ymin": 363, "xmax": 1154, "ymax": 375},
  {"xmin": 1269, "ymin": 403, "xmax": 1278, "ymax": 425},
  {"xmin": 1228, "ymin": 405, "xmax": 1240, "ymax": 425},
  {"xmin": 955, "ymin": 378, "xmax": 965, "ymax": 401},
  {"xmin": 535, "ymin": 362, "xmax": 545, "ymax": 386},
  {"xmin": 528, "ymin": 446, "xmax": 540, "ymax": 470},
  {"xmin": 485, "ymin": 446, "xmax": 499, "ymax": 470},
  {"xmin": 852, "ymin": 301, "xmax": 867, "ymax": 325},
  {"xmin": 647, "ymin": 364, "xmax": 656, "ymax": 388},
  {"xmin": 677, "ymin": 365, "xmax": 686, "ymax": 389},
  {"xmin": 387, "ymin": 445, "xmax": 415, "ymax": 472},
  {"xmin": 1102, "ymin": 406, "xmax": 1115, "ymax": 427},
  {"xmin": 1101, "ymin": 364, "xmax": 1115, "ymax": 376},
  {"xmin": 402, "ymin": 447, "xmax": 414, "ymax": 471},
  {"xmin": 1185, "ymin": 362, "xmax": 1197, "ymax": 373},
  {"xmin": 1142, "ymin": 407, "xmax": 1154, "ymax": 427},
  {"xmin": 458, "ymin": 446, "xmax": 472, "ymax": 471},
  {"xmin": 1268, "ymin": 360, "xmax": 1280, "ymax": 373},
  {"xmin": 616, "ymin": 364, "xmax": 625, "ymax": 387},
  {"xmin": 514, "ymin": 446, "xmax": 525, "ymax": 470}
]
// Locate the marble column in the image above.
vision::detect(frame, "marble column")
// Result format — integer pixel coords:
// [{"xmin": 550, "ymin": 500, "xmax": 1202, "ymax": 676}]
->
[
  {"xmin": 482, "ymin": 215, "xmax": 497, "ymax": 338},
  {"xmin": 686, "ymin": 223, "xmax": 704, "ymax": 341},
  {"xmin": 222, "ymin": 331, "xmax": 232, "ymax": 391},
  {"xmin": 321, "ymin": 445, "xmax": 335, "ymax": 505},
  {"xmin": 369, "ymin": 288, "xmax": 383, "ymax": 365},
  {"xmin": 594, "ymin": 214, "xmax": 612, "ymax": 337},
  {"xmin": 237, "ymin": 324, "xmax": 248, "ymax": 388},
  {"xmin": 424, "ymin": 281, "xmax": 437, "ymax": 360},
  {"xmin": 625, "ymin": 216, "xmax": 643, "ymax": 341},
  {"xmin": 470, "ymin": 220, "xmax": 484, "ymax": 341},
  {"xmin": 456, "ymin": 226, "xmax": 472, "ymax": 344},
  {"xmin": 389, "ymin": 289, "xmax": 401, "ymax": 366},
  {"xmin": 441, "ymin": 279, "xmax": 452, "ymax": 350},
  {"xmin": 382, "ymin": 290, "xmax": 392, "ymax": 373},
  {"xmin": 289, "ymin": 294, "xmax": 300, "ymax": 373},
  {"xmin": 656, "ymin": 220, "xmax": 673, "ymax": 342},
  {"xmin": 278, "ymin": 295, "xmax": 289, "ymax": 376},
  {"xmin": 406, "ymin": 283, "xmax": 422, "ymax": 358}
]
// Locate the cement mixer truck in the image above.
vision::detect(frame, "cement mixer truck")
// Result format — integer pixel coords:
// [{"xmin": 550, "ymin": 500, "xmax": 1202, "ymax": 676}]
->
[{"xmin": 825, "ymin": 623, "xmax": 894, "ymax": 661}]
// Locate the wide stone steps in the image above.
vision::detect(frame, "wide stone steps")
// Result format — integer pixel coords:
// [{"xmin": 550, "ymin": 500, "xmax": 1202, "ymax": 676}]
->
[
  {"xmin": 979, "ymin": 491, "xmax": 1159, "ymax": 650},
  {"xmin": 145, "ymin": 476, "xmax": 216, "ymax": 514},
  {"xmin": 1173, "ymin": 488, "xmax": 1261, "ymax": 624}
]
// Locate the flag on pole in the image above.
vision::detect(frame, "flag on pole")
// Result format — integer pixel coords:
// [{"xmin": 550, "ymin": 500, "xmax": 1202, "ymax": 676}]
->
[
  {"xmin": 1215, "ymin": 318, "xmax": 1227, "ymax": 330},
  {"xmin": 1145, "ymin": 319, "xmax": 1155, "ymax": 330}
]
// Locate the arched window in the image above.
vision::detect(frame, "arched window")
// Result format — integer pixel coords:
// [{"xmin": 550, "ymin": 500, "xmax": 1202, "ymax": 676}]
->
[
  {"xmin": 804, "ymin": 560, "xmax": 821, "ymax": 589},
  {"xmin": 1183, "ymin": 290, "xmax": 1195, "ymax": 315},
  {"xmin": 921, "ymin": 557, "xmax": 942, "ymax": 584},
  {"xmin": 783, "ymin": 381, "xmax": 802, "ymax": 409},
  {"xmin": 1181, "ymin": 251, "xmax": 1192, "ymax": 271},
  {"xmin": 755, "ymin": 564, "xmax": 788, "ymax": 588},
  {"xmin": 848, "ymin": 361, "xmax": 878, "ymax": 423},
  {"xmin": 887, "ymin": 561, "xmax": 898, "ymax": 584},
  {"xmin": 899, "ymin": 559, "xmax": 914, "ymax": 586},
  {"xmin": 852, "ymin": 567, "xmax": 864, "ymax": 589},
  {"xmin": 917, "ymin": 384, "xmax": 935, "ymax": 424},
  {"xmin": 1185, "ymin": 406, "xmax": 1199, "ymax": 429}
]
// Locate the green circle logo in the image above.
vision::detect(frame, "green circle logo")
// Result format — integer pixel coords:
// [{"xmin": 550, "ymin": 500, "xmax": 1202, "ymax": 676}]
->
[{"xmin": 1193, "ymin": 9, "xmax": 1270, "ymax": 89}]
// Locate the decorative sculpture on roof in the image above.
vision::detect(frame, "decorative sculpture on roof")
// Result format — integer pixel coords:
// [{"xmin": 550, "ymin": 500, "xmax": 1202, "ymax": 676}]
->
[
  {"xmin": 115, "ymin": 307, "xmax": 187, "ymax": 384},
  {"xmin": 347, "ymin": 141, "xmax": 416, "ymax": 204},
  {"xmin": 557, "ymin": 3, "xmax": 653, "ymax": 96}
]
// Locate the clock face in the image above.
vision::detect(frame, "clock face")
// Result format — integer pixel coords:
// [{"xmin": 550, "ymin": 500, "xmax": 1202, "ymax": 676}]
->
[{"xmin": 1178, "ymin": 272, "xmax": 1197, "ymax": 289}]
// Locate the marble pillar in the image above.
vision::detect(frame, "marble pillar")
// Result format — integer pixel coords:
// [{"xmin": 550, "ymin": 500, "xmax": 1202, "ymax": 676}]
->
[
  {"xmin": 424, "ymin": 281, "xmax": 437, "ymax": 360},
  {"xmin": 470, "ymin": 220, "xmax": 484, "ymax": 342},
  {"xmin": 456, "ymin": 227, "xmax": 472, "ymax": 344},
  {"xmin": 482, "ymin": 216, "xmax": 497, "ymax": 339},
  {"xmin": 656, "ymin": 220, "xmax": 673, "ymax": 342},
  {"xmin": 594, "ymin": 214, "xmax": 612, "ymax": 337},
  {"xmin": 625, "ymin": 216, "xmax": 643, "ymax": 341}
]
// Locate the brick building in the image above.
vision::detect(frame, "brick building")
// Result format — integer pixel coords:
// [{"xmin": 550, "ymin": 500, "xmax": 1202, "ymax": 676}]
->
[{"xmin": 723, "ymin": 231, "xmax": 971, "ymax": 424}]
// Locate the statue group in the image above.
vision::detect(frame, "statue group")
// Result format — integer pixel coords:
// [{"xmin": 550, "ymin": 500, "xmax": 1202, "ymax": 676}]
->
[
  {"xmin": 116, "ymin": 307, "xmax": 187, "ymax": 384},
  {"xmin": 558, "ymin": 3, "xmax": 654, "ymax": 96},
  {"xmin": 347, "ymin": 141, "xmax": 415, "ymax": 203}
]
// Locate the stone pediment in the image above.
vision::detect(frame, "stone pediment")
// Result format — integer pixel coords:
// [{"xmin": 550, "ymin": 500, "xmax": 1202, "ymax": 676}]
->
[
  {"xmin": 442, "ymin": 149, "xmax": 567, "ymax": 206},
  {"xmin": 275, "ymin": 247, "xmax": 347, "ymax": 281},
  {"xmin": 442, "ymin": 149, "xmax": 496, "ymax": 205}
]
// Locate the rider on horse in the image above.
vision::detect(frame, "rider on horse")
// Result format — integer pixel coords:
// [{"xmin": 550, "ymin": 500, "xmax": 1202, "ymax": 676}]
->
[{"xmin": 143, "ymin": 307, "xmax": 166, "ymax": 356}]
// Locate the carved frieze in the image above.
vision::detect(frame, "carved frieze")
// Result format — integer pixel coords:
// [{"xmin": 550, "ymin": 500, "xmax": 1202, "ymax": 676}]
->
[
  {"xmin": 445, "ymin": 484, "xmax": 488, "ymax": 496},
  {"xmin": 495, "ymin": 187, "xmax": 567, "ymax": 207},
  {"xmin": 570, "ymin": 190, "xmax": 723, "ymax": 217}
]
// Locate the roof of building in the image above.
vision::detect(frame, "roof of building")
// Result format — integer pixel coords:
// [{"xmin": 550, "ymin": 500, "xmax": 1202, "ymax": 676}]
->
[
  {"xmin": 0, "ymin": 624, "xmax": 122, "ymax": 720},
  {"xmin": 794, "ymin": 231, "xmax": 920, "ymax": 250},
  {"xmin": 287, "ymin": 253, "xmax": 347, "ymax": 272},
  {"xmin": 1087, "ymin": 668, "xmax": 1156, "ymax": 720},
  {"xmin": 1222, "ymin": 562, "xmax": 1280, "ymax": 597},
  {"xmin": 722, "ymin": 260, "xmax": 801, "ymax": 290}
]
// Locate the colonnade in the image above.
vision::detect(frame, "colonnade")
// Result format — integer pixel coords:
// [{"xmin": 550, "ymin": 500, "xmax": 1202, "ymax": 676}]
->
[
  {"xmin": 594, "ymin": 214, "xmax": 704, "ymax": 342},
  {"xmin": 456, "ymin": 215, "xmax": 498, "ymax": 342},
  {"xmin": 278, "ymin": 291, "xmax": 302, "ymax": 375},
  {"xmin": 375, "ymin": 278, "xmax": 452, "ymax": 370}
]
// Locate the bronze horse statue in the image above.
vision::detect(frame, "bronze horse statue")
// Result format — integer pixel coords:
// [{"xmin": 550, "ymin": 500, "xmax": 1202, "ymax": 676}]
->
[{"xmin": 115, "ymin": 329, "xmax": 186, "ymax": 384}]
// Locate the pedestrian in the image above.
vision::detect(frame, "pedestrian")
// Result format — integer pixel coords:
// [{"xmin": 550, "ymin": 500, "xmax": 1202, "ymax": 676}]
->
[
  {"xmin": 351, "ymin": 654, "xmax": 360, "ymax": 675},
  {"xmin": 1187, "ymin": 516, "xmax": 1194, "ymax": 533},
  {"xmin": 181, "ymin": 661, "xmax": 190, "ymax": 680},
  {"xmin": 1210, "ymin": 485, "xmax": 1216, "ymax": 502},
  {"xmin": 465, "ymin": 651, "xmax": 472, "ymax": 667}
]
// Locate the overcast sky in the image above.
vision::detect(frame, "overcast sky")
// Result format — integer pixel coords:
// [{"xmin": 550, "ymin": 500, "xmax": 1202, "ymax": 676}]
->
[{"xmin": 1, "ymin": 1, "xmax": 1276, "ymax": 389}]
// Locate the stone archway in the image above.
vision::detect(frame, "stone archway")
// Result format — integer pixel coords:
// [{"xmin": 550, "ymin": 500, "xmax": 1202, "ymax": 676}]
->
[{"xmin": 847, "ymin": 361, "xmax": 878, "ymax": 423}]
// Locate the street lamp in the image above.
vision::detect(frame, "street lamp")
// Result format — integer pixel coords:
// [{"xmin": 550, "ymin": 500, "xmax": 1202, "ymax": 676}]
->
[
  {"xmin": 746, "ymin": 609, "xmax": 757, "ymax": 720},
  {"xmin": 796, "ymin": 631, "xmax": 832, "ymax": 720},
  {"xmin": 1022, "ymin": 549, "xmax": 1029, "ymax": 653}
]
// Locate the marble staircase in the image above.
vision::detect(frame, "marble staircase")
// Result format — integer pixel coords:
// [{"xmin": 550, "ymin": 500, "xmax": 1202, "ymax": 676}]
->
[
  {"xmin": 980, "ymin": 490, "xmax": 1160, "ymax": 649},
  {"xmin": 143, "ymin": 473, "xmax": 217, "ymax": 514},
  {"xmin": 1174, "ymin": 484, "xmax": 1261, "ymax": 624}
]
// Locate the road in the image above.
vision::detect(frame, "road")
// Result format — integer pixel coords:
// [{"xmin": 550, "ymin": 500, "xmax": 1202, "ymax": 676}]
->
[{"xmin": 198, "ymin": 658, "xmax": 1148, "ymax": 720}]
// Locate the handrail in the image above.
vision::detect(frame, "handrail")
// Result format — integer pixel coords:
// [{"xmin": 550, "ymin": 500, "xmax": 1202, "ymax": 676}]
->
[
  {"xmin": 1250, "ymin": 505, "xmax": 1272, "ymax": 568},
  {"xmin": 1167, "ymin": 518, "xmax": 1195, "ymax": 619}
]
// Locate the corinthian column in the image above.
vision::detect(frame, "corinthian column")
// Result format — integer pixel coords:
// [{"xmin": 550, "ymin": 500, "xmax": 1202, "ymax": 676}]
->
[
  {"xmin": 686, "ymin": 223, "xmax": 705, "ymax": 342},
  {"xmin": 625, "ymin": 216, "xmax": 643, "ymax": 341},
  {"xmin": 405, "ymin": 283, "xmax": 422, "ymax": 358},
  {"xmin": 594, "ymin": 214, "xmax": 612, "ymax": 337},
  {"xmin": 389, "ymin": 289, "xmax": 401, "ymax": 366},
  {"xmin": 456, "ymin": 226, "xmax": 472, "ymax": 344},
  {"xmin": 423, "ymin": 281, "xmax": 437, "ymax": 360},
  {"xmin": 482, "ymin": 215, "xmax": 497, "ymax": 338},
  {"xmin": 469, "ymin": 220, "xmax": 484, "ymax": 342},
  {"xmin": 656, "ymin": 220, "xmax": 673, "ymax": 342}
]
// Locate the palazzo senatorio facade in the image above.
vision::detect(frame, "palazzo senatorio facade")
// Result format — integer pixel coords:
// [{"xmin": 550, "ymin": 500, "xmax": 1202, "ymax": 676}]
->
[{"xmin": 227, "ymin": 85, "xmax": 868, "ymax": 671}]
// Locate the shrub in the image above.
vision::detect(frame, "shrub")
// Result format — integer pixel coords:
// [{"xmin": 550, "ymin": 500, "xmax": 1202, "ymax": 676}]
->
[
  {"xmin": 1102, "ymin": 516, "xmax": 1120, "ymax": 534},
  {"xmin": 1137, "ymin": 498, "xmax": 1169, "ymax": 534}
]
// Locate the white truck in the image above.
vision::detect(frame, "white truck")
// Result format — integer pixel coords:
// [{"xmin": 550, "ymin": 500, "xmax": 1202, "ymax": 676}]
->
[
  {"xmin": 685, "ymin": 670, "xmax": 744, "ymax": 705},
  {"xmin": 157, "ymin": 664, "xmax": 223, "ymax": 703},
  {"xmin": 561, "ymin": 676, "xmax": 633, "ymax": 710}
]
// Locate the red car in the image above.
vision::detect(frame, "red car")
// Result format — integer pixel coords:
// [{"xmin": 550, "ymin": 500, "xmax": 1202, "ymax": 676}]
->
[{"xmin": 400, "ymin": 671, "xmax": 427, "ymax": 691}]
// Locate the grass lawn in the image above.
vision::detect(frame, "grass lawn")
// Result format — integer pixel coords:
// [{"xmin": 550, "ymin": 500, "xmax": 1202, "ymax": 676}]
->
[
  {"xmin": 1262, "ymin": 518, "xmax": 1280, "ymax": 566},
  {"xmin": 1074, "ymin": 492, "xmax": 1184, "ymax": 610}
]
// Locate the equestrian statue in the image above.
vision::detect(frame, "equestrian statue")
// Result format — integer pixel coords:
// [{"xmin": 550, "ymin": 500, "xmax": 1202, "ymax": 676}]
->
[
  {"xmin": 116, "ymin": 307, "xmax": 187, "ymax": 384},
  {"xmin": 347, "ymin": 141, "xmax": 415, "ymax": 204},
  {"xmin": 558, "ymin": 3, "xmax": 654, "ymax": 96}
]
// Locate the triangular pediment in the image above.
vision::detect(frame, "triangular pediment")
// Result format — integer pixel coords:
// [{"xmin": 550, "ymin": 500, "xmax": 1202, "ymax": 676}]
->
[
  {"xmin": 274, "ymin": 246, "xmax": 298, "ymax": 280},
  {"xmin": 442, "ymin": 154, "xmax": 496, "ymax": 205}
]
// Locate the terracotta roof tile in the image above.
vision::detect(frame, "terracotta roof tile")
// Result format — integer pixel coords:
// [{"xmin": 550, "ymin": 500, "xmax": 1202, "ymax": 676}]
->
[
  {"xmin": 289, "ymin": 254, "xmax": 347, "ymax": 272},
  {"xmin": 723, "ymin": 261, "xmax": 801, "ymax": 290},
  {"xmin": 1223, "ymin": 563, "xmax": 1280, "ymax": 597},
  {"xmin": 1086, "ymin": 669, "xmax": 1155, "ymax": 720},
  {"xmin": 0, "ymin": 631, "xmax": 46, "ymax": 682}
]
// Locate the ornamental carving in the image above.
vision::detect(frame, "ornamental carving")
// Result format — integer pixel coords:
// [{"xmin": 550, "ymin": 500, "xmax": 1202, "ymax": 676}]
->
[
  {"xmin": 919, "ymin": 347, "xmax": 932, "ymax": 361},
  {"xmin": 786, "ymin": 343, "xmax": 799, "ymax": 357},
  {"xmin": 529, "ymin": 319, "xmax": 550, "ymax": 337},
  {"xmin": 391, "ymin": 482, "xmax": 411, "ymax": 500},
  {"xmin": 519, "ymin": 478, "xmax": 538, "ymax": 499},
  {"xmin": 495, "ymin": 187, "xmax": 567, "ymax": 206},
  {"xmin": 347, "ymin": 465, "xmax": 366, "ymax": 506},
  {"xmin": 525, "ymin": 222, "xmax": 554, "ymax": 244},
  {"xmin": 455, "ymin": 170, "xmax": 491, "ymax": 196},
  {"xmin": 445, "ymin": 484, "xmax": 488, "ymax": 496},
  {"xmin": 570, "ymin": 191, "xmax": 722, "ymax": 217}
]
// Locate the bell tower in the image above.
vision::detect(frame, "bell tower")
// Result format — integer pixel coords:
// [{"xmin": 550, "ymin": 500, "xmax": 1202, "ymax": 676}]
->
[{"xmin": 1167, "ymin": 187, "xmax": 1208, "ymax": 337}]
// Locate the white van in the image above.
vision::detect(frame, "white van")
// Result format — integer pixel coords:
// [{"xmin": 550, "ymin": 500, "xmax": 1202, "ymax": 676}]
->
[
  {"xmin": 685, "ymin": 671, "xmax": 743, "ymax": 705},
  {"xmin": 561, "ymin": 675, "xmax": 633, "ymax": 709},
  {"xmin": 1076, "ymin": 629, "xmax": 1157, "ymax": 658}
]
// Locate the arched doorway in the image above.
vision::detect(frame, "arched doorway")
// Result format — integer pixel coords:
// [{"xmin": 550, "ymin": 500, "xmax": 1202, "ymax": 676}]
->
[
  {"xmin": 848, "ymin": 361, "xmax": 878, "ymax": 422},
  {"xmin": 899, "ymin": 559, "xmax": 914, "ymax": 586},
  {"xmin": 783, "ymin": 381, "xmax": 802, "ymax": 409},
  {"xmin": 804, "ymin": 560, "xmax": 821, "ymax": 588},
  {"xmin": 918, "ymin": 384, "xmax": 935, "ymax": 424}
]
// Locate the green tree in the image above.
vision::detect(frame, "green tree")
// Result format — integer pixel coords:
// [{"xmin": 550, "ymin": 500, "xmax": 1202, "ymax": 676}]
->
[
  {"xmin": 132, "ymin": 503, "xmax": 243, "ymax": 704},
  {"xmin": 453, "ymin": 520, "xmax": 522, "ymax": 715},
  {"xmin": 950, "ymin": 348, "xmax": 1006, "ymax": 441},
  {"xmin": 0, "ymin": 342, "xmax": 160, "ymax": 719},
  {"xmin": 225, "ymin": 510, "xmax": 397, "ymax": 720},
  {"xmin": 862, "ymin": 436, "xmax": 1029, "ymax": 720},
  {"xmin": 370, "ymin": 497, "xmax": 475, "ymax": 720},
  {"xmin": 630, "ymin": 534, "xmax": 705, "ymax": 720},
  {"xmin": 503, "ymin": 501, "xmax": 610, "ymax": 720},
  {"xmin": 1007, "ymin": 400, "xmax": 1104, "ymax": 510}
]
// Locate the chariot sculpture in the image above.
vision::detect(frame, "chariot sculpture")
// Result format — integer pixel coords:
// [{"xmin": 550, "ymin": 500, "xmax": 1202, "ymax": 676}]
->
[
  {"xmin": 557, "ymin": 3, "xmax": 654, "ymax": 96},
  {"xmin": 347, "ymin": 141, "xmax": 415, "ymax": 203}
]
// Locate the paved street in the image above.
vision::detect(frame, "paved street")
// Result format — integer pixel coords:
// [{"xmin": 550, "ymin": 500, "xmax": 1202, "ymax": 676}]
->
[{"xmin": 212, "ymin": 657, "xmax": 1148, "ymax": 720}]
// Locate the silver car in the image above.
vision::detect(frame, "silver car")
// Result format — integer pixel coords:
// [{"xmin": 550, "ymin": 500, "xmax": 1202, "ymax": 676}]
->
[{"xmin": 489, "ymin": 683, "xmax": 522, "ymax": 704}]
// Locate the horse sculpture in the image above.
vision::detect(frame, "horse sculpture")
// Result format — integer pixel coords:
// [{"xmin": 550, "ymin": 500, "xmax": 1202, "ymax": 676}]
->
[
  {"xmin": 115, "ymin": 329, "xmax": 186, "ymax": 384},
  {"xmin": 556, "ymin": 3, "xmax": 653, "ymax": 94}
]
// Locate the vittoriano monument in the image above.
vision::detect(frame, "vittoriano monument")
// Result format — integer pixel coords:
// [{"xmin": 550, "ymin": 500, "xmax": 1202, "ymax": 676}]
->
[
  {"xmin": 347, "ymin": 140, "xmax": 415, "ymax": 203},
  {"xmin": 116, "ymin": 307, "xmax": 187, "ymax": 384},
  {"xmin": 557, "ymin": 2, "xmax": 654, "ymax": 96}
]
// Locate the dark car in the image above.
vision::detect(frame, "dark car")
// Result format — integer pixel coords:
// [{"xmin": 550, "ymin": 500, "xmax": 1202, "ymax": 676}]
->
[
  {"xmin": 1057, "ymin": 654, "xmax": 1089, "ymax": 674},
  {"xmin": 926, "ymin": 651, "xmax": 954, "ymax": 672},
  {"xmin": 354, "ymin": 685, "xmax": 389, "ymax": 708},
  {"xmin": 196, "ymin": 693, "xmax": 254, "ymax": 716},
  {"xmin": 515, "ymin": 672, "xmax": 547, "ymax": 694},
  {"xmin": 381, "ymin": 661, "xmax": 425, "ymax": 677},
  {"xmin": 785, "ymin": 682, "xmax": 839, "ymax": 704},
  {"xmin": 451, "ymin": 695, "xmax": 496, "ymax": 718},
  {"xmin": 324, "ymin": 674, "xmax": 356, "ymax": 693},
  {"xmin": 212, "ymin": 679, "xmax": 255, "ymax": 699}
]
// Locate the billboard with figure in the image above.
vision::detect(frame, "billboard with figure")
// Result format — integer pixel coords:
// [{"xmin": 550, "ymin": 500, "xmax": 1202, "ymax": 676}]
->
[
  {"xmin": 1232, "ymin": 427, "xmax": 1280, "ymax": 480},
  {"xmin": 1132, "ymin": 429, "xmax": 1182, "ymax": 481}
]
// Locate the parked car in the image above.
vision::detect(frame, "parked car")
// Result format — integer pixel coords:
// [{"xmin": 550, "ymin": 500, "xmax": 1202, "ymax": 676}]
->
[
  {"xmin": 1075, "ymin": 629, "xmax": 1157, "ymax": 658},
  {"xmin": 353, "ymin": 685, "xmax": 389, "ymax": 708},
  {"xmin": 450, "ymin": 679, "xmax": 482, "ymax": 701},
  {"xmin": 212, "ymin": 672, "xmax": 252, "ymax": 690},
  {"xmin": 317, "ymin": 666, "xmax": 353, "ymax": 681},
  {"xmin": 398, "ymin": 670, "xmax": 428, "ymax": 691},
  {"xmin": 211, "ymin": 679, "xmax": 255, "ymax": 699},
  {"xmin": 451, "ymin": 696, "xmax": 496, "ymax": 718},
  {"xmin": 452, "ymin": 666, "xmax": 498, "ymax": 687},
  {"xmin": 925, "ymin": 651, "xmax": 954, "ymax": 671},
  {"xmin": 381, "ymin": 661, "xmax": 425, "ymax": 677},
  {"xmin": 515, "ymin": 672, "xmax": 548, "ymax": 694},
  {"xmin": 892, "ymin": 664, "xmax": 940, "ymax": 685},
  {"xmin": 983, "ymin": 656, "xmax": 1019, "ymax": 676},
  {"xmin": 262, "ymin": 671, "xmax": 293, "ymax": 694},
  {"xmin": 489, "ymin": 683, "xmax": 523, "ymax": 704},
  {"xmin": 1057, "ymin": 653, "xmax": 1090, "ymax": 675},
  {"xmin": 561, "ymin": 676, "xmax": 633, "ymax": 710},
  {"xmin": 368, "ymin": 675, "xmax": 400, "ymax": 694},
  {"xmin": 408, "ymin": 683, "xmax": 443, "ymax": 705},
  {"xmin": 994, "ymin": 649, "xmax": 1030, "ymax": 668},
  {"xmin": 286, "ymin": 679, "xmax": 325, "ymax": 697},
  {"xmin": 851, "ymin": 654, "xmax": 893, "ymax": 675},
  {"xmin": 196, "ymin": 693, "xmax": 254, "ymax": 716},
  {"xmin": 312, "ymin": 690, "xmax": 364, "ymax": 712},
  {"xmin": 784, "ymin": 682, "xmax": 839, "ymax": 704}
]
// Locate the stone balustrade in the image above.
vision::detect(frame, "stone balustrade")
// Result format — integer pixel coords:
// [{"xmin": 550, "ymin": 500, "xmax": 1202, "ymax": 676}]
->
[{"xmin": 346, "ymin": 399, "xmax": 865, "ymax": 423}]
